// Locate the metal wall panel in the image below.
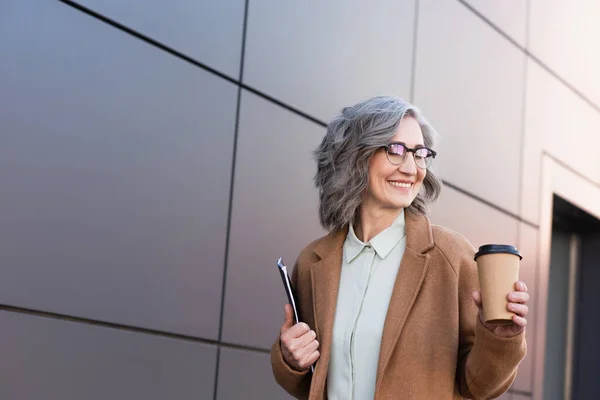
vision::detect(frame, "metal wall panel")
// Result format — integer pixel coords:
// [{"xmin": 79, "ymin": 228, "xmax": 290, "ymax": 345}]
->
[
  {"xmin": 0, "ymin": 311, "xmax": 216, "ymax": 399},
  {"xmin": 71, "ymin": 0, "xmax": 245, "ymax": 78},
  {"xmin": 223, "ymin": 91, "xmax": 326, "ymax": 349},
  {"xmin": 217, "ymin": 348, "xmax": 289, "ymax": 399},
  {"xmin": 415, "ymin": 0, "xmax": 525, "ymax": 215},
  {"xmin": 243, "ymin": 0, "xmax": 415, "ymax": 121},
  {"xmin": 0, "ymin": 0, "xmax": 237, "ymax": 339}
]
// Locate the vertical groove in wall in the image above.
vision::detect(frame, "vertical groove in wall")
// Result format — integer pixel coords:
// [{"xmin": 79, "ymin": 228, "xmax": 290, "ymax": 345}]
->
[
  {"xmin": 214, "ymin": 0, "xmax": 250, "ymax": 399},
  {"xmin": 409, "ymin": 0, "xmax": 420, "ymax": 103}
]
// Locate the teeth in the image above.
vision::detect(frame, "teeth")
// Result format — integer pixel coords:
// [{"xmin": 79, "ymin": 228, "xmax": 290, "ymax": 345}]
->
[{"xmin": 389, "ymin": 181, "xmax": 412, "ymax": 188}]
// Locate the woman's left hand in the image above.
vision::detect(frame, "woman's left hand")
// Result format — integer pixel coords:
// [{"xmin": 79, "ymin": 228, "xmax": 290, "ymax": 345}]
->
[{"xmin": 472, "ymin": 281, "xmax": 529, "ymax": 338}]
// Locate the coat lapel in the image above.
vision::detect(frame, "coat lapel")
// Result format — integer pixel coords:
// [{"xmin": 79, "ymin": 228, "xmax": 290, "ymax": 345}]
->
[
  {"xmin": 375, "ymin": 212, "xmax": 435, "ymax": 390},
  {"xmin": 308, "ymin": 228, "xmax": 347, "ymax": 396},
  {"xmin": 306, "ymin": 213, "xmax": 435, "ymax": 398}
]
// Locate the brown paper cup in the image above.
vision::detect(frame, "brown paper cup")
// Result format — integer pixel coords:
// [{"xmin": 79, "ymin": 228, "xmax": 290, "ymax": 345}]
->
[{"xmin": 475, "ymin": 245, "xmax": 522, "ymax": 325}]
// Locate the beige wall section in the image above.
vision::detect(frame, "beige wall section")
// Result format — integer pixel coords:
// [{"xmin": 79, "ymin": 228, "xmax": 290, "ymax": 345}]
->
[
  {"xmin": 430, "ymin": 186, "xmax": 518, "ymax": 248},
  {"xmin": 529, "ymin": 0, "xmax": 600, "ymax": 107},
  {"xmin": 415, "ymin": 0, "xmax": 525, "ymax": 215},
  {"xmin": 462, "ymin": 0, "xmax": 528, "ymax": 47},
  {"xmin": 522, "ymin": 60, "xmax": 600, "ymax": 224}
]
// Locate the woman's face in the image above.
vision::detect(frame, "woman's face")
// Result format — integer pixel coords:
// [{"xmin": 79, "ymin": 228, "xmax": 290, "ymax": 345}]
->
[{"xmin": 364, "ymin": 116, "xmax": 427, "ymax": 212}]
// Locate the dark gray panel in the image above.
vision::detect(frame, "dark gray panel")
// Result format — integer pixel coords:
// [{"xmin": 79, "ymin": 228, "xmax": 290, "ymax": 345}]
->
[
  {"xmin": 0, "ymin": 0, "xmax": 237, "ymax": 339},
  {"xmin": 222, "ymin": 91, "xmax": 326, "ymax": 349},
  {"xmin": 243, "ymin": 0, "xmax": 415, "ymax": 122},
  {"xmin": 429, "ymin": 186, "xmax": 519, "ymax": 249},
  {"xmin": 71, "ymin": 0, "xmax": 245, "ymax": 78},
  {"xmin": 415, "ymin": 0, "xmax": 525, "ymax": 215},
  {"xmin": 0, "ymin": 311, "xmax": 216, "ymax": 399},
  {"xmin": 216, "ymin": 348, "xmax": 289, "ymax": 399},
  {"xmin": 573, "ymin": 233, "xmax": 600, "ymax": 399}
]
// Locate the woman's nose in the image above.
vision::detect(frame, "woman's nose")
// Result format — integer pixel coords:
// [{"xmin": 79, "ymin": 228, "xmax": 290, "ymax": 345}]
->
[{"xmin": 399, "ymin": 153, "xmax": 418, "ymax": 175}]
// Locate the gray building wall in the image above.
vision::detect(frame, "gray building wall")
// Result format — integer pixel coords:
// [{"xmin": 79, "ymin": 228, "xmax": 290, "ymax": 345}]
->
[{"xmin": 1, "ymin": 1, "xmax": 599, "ymax": 399}]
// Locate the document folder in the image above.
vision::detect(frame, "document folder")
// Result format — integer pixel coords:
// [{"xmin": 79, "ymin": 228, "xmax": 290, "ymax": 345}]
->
[
  {"xmin": 277, "ymin": 257, "xmax": 315, "ymax": 374},
  {"xmin": 277, "ymin": 257, "xmax": 300, "ymax": 323}
]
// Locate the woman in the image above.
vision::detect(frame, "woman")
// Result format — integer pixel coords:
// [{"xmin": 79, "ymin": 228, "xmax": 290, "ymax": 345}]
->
[{"xmin": 270, "ymin": 96, "xmax": 528, "ymax": 400}]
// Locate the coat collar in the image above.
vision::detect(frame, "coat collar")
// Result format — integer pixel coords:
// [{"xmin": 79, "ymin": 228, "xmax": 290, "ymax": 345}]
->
[{"xmin": 308, "ymin": 211, "xmax": 435, "ymax": 396}]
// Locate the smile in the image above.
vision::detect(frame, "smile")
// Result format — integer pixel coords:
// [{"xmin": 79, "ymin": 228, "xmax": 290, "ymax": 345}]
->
[{"xmin": 388, "ymin": 181, "xmax": 412, "ymax": 188}]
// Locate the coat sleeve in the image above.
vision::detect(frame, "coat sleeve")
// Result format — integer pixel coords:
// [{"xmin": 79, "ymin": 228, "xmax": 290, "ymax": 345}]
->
[
  {"xmin": 270, "ymin": 260, "xmax": 312, "ymax": 399},
  {"xmin": 454, "ymin": 237, "xmax": 527, "ymax": 400}
]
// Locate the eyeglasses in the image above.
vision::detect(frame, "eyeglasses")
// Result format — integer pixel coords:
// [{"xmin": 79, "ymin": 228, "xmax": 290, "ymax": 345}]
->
[{"xmin": 382, "ymin": 142, "xmax": 437, "ymax": 169}]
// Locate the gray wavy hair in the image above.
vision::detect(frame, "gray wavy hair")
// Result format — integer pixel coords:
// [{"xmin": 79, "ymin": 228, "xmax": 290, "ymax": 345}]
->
[{"xmin": 314, "ymin": 96, "xmax": 443, "ymax": 231}]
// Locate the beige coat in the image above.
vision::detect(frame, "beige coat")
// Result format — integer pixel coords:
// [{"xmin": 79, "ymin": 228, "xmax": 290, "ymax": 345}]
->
[{"xmin": 271, "ymin": 212, "xmax": 526, "ymax": 400}]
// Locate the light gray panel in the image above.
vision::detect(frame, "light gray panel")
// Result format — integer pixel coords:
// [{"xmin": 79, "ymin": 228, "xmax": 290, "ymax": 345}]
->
[
  {"xmin": 217, "ymin": 348, "xmax": 289, "ymax": 399},
  {"xmin": 0, "ymin": 311, "xmax": 216, "ymax": 399},
  {"xmin": 513, "ymin": 223, "xmax": 538, "ymax": 393},
  {"xmin": 522, "ymin": 60, "xmax": 600, "ymax": 225},
  {"xmin": 463, "ymin": 0, "xmax": 527, "ymax": 47},
  {"xmin": 430, "ymin": 186, "xmax": 519, "ymax": 249},
  {"xmin": 529, "ymin": 0, "xmax": 600, "ymax": 108},
  {"xmin": 71, "ymin": 0, "xmax": 245, "ymax": 78},
  {"xmin": 511, "ymin": 394, "xmax": 531, "ymax": 400},
  {"xmin": 243, "ymin": 0, "xmax": 415, "ymax": 122},
  {"xmin": 223, "ymin": 91, "xmax": 326, "ymax": 349},
  {"xmin": 415, "ymin": 0, "xmax": 525, "ymax": 215},
  {"xmin": 0, "ymin": 0, "xmax": 237, "ymax": 339}
]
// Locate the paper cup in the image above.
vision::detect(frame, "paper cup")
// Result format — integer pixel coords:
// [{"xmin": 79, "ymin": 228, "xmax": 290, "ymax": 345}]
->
[{"xmin": 474, "ymin": 244, "xmax": 522, "ymax": 325}]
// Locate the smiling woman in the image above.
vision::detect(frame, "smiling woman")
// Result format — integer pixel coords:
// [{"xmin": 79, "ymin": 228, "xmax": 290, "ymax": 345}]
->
[
  {"xmin": 313, "ymin": 97, "xmax": 441, "ymax": 233},
  {"xmin": 270, "ymin": 96, "xmax": 529, "ymax": 400}
]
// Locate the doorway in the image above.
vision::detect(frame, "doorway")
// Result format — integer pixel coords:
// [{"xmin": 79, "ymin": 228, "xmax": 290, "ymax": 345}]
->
[{"xmin": 543, "ymin": 195, "xmax": 600, "ymax": 400}]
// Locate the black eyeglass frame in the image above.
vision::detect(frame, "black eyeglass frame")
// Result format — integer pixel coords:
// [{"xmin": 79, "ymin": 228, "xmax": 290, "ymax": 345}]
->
[{"xmin": 381, "ymin": 142, "xmax": 437, "ymax": 169}]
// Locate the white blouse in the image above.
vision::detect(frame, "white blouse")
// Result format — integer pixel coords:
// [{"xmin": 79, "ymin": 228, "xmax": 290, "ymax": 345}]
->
[{"xmin": 327, "ymin": 211, "xmax": 407, "ymax": 400}]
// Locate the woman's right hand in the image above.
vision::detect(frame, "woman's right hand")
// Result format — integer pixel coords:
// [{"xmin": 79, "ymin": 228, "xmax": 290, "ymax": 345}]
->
[{"xmin": 280, "ymin": 304, "xmax": 320, "ymax": 371}]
